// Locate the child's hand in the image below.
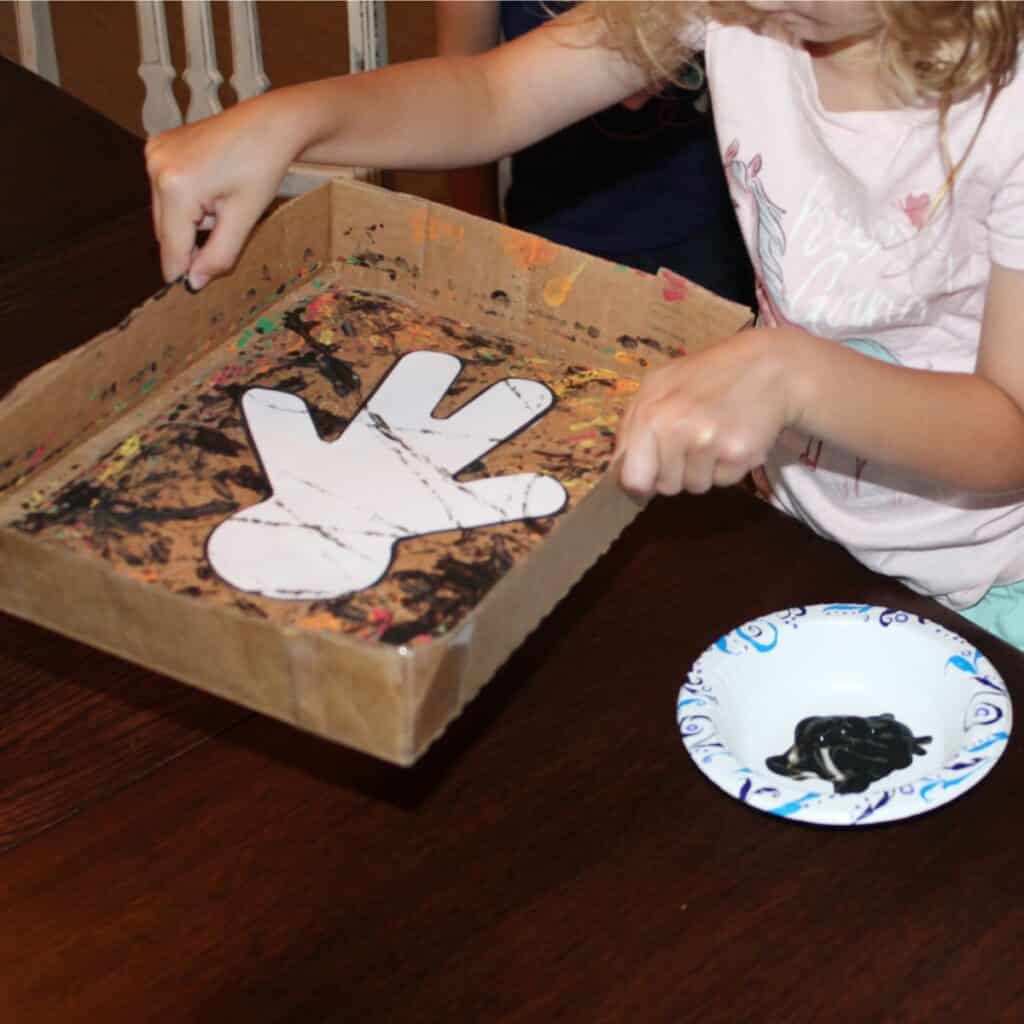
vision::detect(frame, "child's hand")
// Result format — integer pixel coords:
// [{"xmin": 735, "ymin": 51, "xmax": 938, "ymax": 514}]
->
[
  {"xmin": 615, "ymin": 327, "xmax": 808, "ymax": 497},
  {"xmin": 145, "ymin": 97, "xmax": 302, "ymax": 289}
]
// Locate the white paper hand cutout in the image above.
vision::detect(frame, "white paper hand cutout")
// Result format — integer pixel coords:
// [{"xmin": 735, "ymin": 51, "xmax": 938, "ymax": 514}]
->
[{"xmin": 207, "ymin": 351, "xmax": 567, "ymax": 599}]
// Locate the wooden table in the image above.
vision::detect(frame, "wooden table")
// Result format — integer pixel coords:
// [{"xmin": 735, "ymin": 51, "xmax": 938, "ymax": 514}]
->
[{"xmin": 3, "ymin": 57, "xmax": 1023, "ymax": 1022}]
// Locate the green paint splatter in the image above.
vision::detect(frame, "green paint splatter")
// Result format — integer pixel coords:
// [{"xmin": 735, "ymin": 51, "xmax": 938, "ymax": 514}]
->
[
  {"xmin": 141, "ymin": 378, "xmax": 157, "ymax": 394},
  {"xmin": 237, "ymin": 329, "xmax": 253, "ymax": 351},
  {"xmin": 256, "ymin": 318, "xmax": 276, "ymax": 334}
]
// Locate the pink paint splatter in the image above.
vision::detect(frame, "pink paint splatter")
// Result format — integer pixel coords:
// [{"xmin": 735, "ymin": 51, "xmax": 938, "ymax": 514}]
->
[
  {"xmin": 660, "ymin": 269, "xmax": 689, "ymax": 303},
  {"xmin": 900, "ymin": 193, "xmax": 930, "ymax": 230}
]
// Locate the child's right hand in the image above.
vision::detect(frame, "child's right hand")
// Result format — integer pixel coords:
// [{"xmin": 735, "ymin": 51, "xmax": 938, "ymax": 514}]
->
[
  {"xmin": 614, "ymin": 327, "xmax": 809, "ymax": 497},
  {"xmin": 145, "ymin": 96, "xmax": 302, "ymax": 289}
]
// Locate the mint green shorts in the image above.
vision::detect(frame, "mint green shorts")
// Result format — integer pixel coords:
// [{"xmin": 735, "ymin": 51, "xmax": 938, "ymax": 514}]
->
[{"xmin": 959, "ymin": 580, "xmax": 1024, "ymax": 652}]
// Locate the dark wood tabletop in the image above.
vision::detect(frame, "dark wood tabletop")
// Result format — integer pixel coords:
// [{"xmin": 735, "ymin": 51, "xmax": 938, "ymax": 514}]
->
[{"xmin": 2, "ymin": 56, "xmax": 1023, "ymax": 1023}]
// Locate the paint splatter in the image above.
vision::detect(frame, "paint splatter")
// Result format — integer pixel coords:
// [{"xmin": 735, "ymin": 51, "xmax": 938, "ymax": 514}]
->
[
  {"xmin": 503, "ymin": 231, "xmax": 559, "ymax": 270},
  {"xmin": 10, "ymin": 284, "xmax": 634, "ymax": 644},
  {"xmin": 543, "ymin": 263, "xmax": 587, "ymax": 308},
  {"xmin": 660, "ymin": 268, "xmax": 689, "ymax": 302}
]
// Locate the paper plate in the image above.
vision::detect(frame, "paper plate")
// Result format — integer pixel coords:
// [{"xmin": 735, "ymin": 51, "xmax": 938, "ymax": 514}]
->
[{"xmin": 678, "ymin": 604, "xmax": 1012, "ymax": 826}]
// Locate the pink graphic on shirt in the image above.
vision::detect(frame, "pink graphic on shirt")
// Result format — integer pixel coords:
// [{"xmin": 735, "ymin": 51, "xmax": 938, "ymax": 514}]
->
[
  {"xmin": 723, "ymin": 141, "xmax": 903, "ymax": 484},
  {"xmin": 725, "ymin": 141, "xmax": 824, "ymax": 465},
  {"xmin": 899, "ymin": 193, "xmax": 931, "ymax": 231},
  {"xmin": 724, "ymin": 140, "xmax": 791, "ymax": 329}
]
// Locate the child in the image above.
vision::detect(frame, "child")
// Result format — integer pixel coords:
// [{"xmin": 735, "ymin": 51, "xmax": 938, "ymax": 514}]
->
[
  {"xmin": 145, "ymin": 2, "xmax": 1024, "ymax": 648},
  {"xmin": 435, "ymin": 0, "xmax": 755, "ymax": 305}
]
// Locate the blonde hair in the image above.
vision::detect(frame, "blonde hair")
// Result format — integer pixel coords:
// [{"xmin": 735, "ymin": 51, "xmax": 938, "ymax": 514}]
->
[
  {"xmin": 588, "ymin": 1, "xmax": 1022, "ymax": 202},
  {"xmin": 590, "ymin": 2, "xmax": 1022, "ymax": 96}
]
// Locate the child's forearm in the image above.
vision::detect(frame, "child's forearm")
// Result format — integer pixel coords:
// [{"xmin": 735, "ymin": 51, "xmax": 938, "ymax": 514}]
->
[
  {"xmin": 287, "ymin": 59, "xmax": 516, "ymax": 171},
  {"xmin": 788, "ymin": 329, "xmax": 1024, "ymax": 492},
  {"xmin": 615, "ymin": 322, "xmax": 1024, "ymax": 499},
  {"xmin": 146, "ymin": 6, "xmax": 646, "ymax": 286},
  {"xmin": 277, "ymin": 13, "xmax": 645, "ymax": 173}
]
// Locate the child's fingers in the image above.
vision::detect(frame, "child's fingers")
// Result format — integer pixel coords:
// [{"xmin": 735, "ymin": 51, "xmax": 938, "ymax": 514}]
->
[
  {"xmin": 651, "ymin": 426, "xmax": 685, "ymax": 495},
  {"xmin": 186, "ymin": 195, "xmax": 267, "ymax": 290},
  {"xmin": 618, "ymin": 421, "xmax": 660, "ymax": 497},
  {"xmin": 712, "ymin": 459, "xmax": 750, "ymax": 489},
  {"xmin": 154, "ymin": 186, "xmax": 205, "ymax": 284},
  {"xmin": 678, "ymin": 447, "xmax": 716, "ymax": 495},
  {"xmin": 150, "ymin": 191, "xmax": 163, "ymax": 245}
]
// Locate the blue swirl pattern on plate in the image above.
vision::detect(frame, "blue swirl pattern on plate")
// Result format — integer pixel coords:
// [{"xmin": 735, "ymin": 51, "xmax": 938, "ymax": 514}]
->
[{"xmin": 678, "ymin": 604, "xmax": 1013, "ymax": 826}]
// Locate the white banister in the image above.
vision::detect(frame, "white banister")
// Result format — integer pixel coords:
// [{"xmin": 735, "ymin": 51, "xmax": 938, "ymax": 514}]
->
[
  {"xmin": 182, "ymin": 0, "xmax": 223, "ymax": 123},
  {"xmin": 347, "ymin": 0, "xmax": 388, "ymax": 73},
  {"xmin": 15, "ymin": 0, "xmax": 60, "ymax": 86},
  {"xmin": 136, "ymin": 0, "xmax": 182, "ymax": 135},
  {"xmin": 18, "ymin": 0, "xmax": 388, "ymax": 193},
  {"xmin": 228, "ymin": 0, "xmax": 270, "ymax": 102}
]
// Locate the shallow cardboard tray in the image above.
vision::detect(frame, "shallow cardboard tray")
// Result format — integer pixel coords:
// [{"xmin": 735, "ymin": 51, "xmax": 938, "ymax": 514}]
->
[{"xmin": 0, "ymin": 179, "xmax": 750, "ymax": 764}]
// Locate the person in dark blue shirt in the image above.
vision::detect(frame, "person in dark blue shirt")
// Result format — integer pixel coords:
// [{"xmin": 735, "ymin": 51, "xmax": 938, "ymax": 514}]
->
[{"xmin": 436, "ymin": 0, "xmax": 754, "ymax": 307}]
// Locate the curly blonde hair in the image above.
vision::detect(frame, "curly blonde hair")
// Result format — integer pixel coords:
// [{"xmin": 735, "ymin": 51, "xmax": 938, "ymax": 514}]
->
[
  {"xmin": 588, "ymin": 1, "xmax": 1022, "ymax": 199},
  {"xmin": 590, "ymin": 2, "xmax": 1021, "ymax": 96}
]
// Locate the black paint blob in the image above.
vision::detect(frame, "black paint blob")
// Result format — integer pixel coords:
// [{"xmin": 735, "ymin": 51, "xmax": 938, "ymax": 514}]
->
[
  {"xmin": 766, "ymin": 713, "xmax": 932, "ymax": 795},
  {"xmin": 283, "ymin": 308, "xmax": 362, "ymax": 398}
]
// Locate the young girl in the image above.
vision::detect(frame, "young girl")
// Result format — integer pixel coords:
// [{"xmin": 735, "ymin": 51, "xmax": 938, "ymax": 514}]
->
[{"xmin": 146, "ymin": 2, "xmax": 1024, "ymax": 648}]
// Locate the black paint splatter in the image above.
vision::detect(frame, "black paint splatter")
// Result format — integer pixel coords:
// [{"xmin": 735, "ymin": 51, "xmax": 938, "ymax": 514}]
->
[
  {"xmin": 377, "ymin": 537, "xmax": 516, "ymax": 645},
  {"xmin": 16, "ymin": 480, "xmax": 236, "ymax": 539},
  {"xmin": 283, "ymin": 308, "xmax": 362, "ymax": 399},
  {"xmin": 188, "ymin": 426, "xmax": 245, "ymax": 458},
  {"xmin": 215, "ymin": 464, "xmax": 268, "ymax": 496}
]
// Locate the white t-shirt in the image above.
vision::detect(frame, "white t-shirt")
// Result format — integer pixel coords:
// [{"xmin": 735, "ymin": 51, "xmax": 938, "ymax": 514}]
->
[{"xmin": 700, "ymin": 21, "xmax": 1024, "ymax": 609}]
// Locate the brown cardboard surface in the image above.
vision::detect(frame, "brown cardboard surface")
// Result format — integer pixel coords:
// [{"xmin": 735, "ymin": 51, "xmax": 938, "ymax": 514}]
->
[{"xmin": 0, "ymin": 179, "xmax": 751, "ymax": 764}]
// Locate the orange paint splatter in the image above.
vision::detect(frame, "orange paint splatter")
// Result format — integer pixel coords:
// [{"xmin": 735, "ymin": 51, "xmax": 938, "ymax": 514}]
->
[
  {"xmin": 298, "ymin": 609, "xmax": 344, "ymax": 633},
  {"xmin": 403, "ymin": 322, "xmax": 437, "ymax": 340},
  {"xmin": 543, "ymin": 263, "xmax": 586, "ymax": 307},
  {"xmin": 409, "ymin": 208, "xmax": 465, "ymax": 246},
  {"xmin": 502, "ymin": 231, "xmax": 559, "ymax": 270}
]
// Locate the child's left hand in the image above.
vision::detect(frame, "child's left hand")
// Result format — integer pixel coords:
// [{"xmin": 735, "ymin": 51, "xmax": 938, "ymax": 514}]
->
[{"xmin": 615, "ymin": 326, "xmax": 810, "ymax": 497}]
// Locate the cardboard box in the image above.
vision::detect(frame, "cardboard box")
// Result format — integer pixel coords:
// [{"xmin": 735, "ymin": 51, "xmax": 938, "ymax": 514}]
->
[{"xmin": 0, "ymin": 179, "xmax": 750, "ymax": 764}]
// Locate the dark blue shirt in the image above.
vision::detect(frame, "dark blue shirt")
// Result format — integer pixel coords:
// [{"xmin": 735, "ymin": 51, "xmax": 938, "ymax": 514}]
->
[{"xmin": 501, "ymin": 1, "xmax": 737, "ymax": 261}]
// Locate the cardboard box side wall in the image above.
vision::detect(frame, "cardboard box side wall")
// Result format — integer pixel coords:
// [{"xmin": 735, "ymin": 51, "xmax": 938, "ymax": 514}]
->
[
  {"xmin": 0, "ymin": 524, "xmax": 411, "ymax": 759},
  {"xmin": 0, "ymin": 179, "xmax": 752, "ymax": 764},
  {"xmin": 0, "ymin": 184, "xmax": 334, "ymax": 497},
  {"xmin": 325, "ymin": 179, "xmax": 752, "ymax": 373},
  {"xmin": 404, "ymin": 470, "xmax": 642, "ymax": 760}
]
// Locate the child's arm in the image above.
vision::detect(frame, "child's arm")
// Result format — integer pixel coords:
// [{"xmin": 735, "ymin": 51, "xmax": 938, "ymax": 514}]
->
[
  {"xmin": 616, "ymin": 262, "xmax": 1024, "ymax": 496},
  {"xmin": 146, "ymin": 5, "xmax": 647, "ymax": 288}
]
